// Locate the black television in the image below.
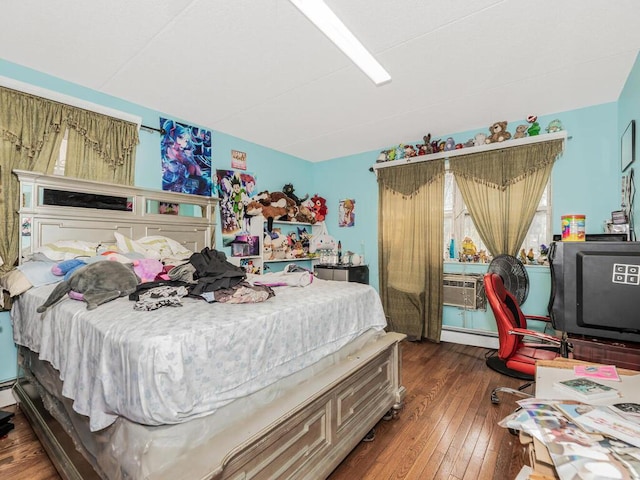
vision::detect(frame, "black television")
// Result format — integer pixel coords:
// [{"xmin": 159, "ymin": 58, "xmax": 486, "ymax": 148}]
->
[{"xmin": 548, "ymin": 241, "xmax": 640, "ymax": 343}]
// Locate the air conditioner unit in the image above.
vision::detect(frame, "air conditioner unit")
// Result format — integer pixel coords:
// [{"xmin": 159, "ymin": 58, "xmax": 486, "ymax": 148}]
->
[{"xmin": 443, "ymin": 274, "xmax": 486, "ymax": 310}]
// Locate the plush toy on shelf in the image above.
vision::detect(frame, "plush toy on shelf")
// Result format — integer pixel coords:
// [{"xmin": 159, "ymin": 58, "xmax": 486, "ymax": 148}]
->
[
  {"xmin": 513, "ymin": 124, "xmax": 528, "ymax": 139},
  {"xmin": 246, "ymin": 200, "xmax": 287, "ymax": 232},
  {"xmin": 486, "ymin": 121, "xmax": 512, "ymax": 143},
  {"xmin": 444, "ymin": 137, "xmax": 456, "ymax": 151},
  {"xmin": 282, "ymin": 183, "xmax": 308, "ymax": 206},
  {"xmin": 527, "ymin": 115, "xmax": 541, "ymax": 136},
  {"xmin": 309, "ymin": 194, "xmax": 328, "ymax": 222},
  {"xmin": 545, "ymin": 119, "xmax": 564, "ymax": 133}
]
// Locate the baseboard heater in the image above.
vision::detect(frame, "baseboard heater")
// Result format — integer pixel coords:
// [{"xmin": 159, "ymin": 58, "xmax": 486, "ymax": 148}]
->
[{"xmin": 443, "ymin": 273, "xmax": 486, "ymax": 310}]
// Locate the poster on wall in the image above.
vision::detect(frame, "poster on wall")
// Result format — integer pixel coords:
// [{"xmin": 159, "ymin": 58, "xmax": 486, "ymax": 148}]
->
[
  {"xmin": 215, "ymin": 169, "xmax": 258, "ymax": 246},
  {"xmin": 160, "ymin": 118, "xmax": 212, "ymax": 196},
  {"xmin": 338, "ymin": 199, "xmax": 355, "ymax": 227},
  {"xmin": 231, "ymin": 150, "xmax": 247, "ymax": 170}
]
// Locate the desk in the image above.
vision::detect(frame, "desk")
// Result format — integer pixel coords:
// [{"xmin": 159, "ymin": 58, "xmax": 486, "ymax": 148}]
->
[
  {"xmin": 521, "ymin": 358, "xmax": 640, "ymax": 479},
  {"xmin": 535, "ymin": 358, "xmax": 640, "ymax": 404}
]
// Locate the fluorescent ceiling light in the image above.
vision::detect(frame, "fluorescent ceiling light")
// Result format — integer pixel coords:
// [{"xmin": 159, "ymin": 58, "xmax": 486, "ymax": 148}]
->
[{"xmin": 288, "ymin": 0, "xmax": 391, "ymax": 86}]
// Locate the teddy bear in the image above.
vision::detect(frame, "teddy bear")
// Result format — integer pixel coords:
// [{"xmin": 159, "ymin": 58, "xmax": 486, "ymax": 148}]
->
[
  {"xmin": 485, "ymin": 121, "xmax": 512, "ymax": 144},
  {"xmin": 513, "ymin": 124, "xmax": 528, "ymax": 139}
]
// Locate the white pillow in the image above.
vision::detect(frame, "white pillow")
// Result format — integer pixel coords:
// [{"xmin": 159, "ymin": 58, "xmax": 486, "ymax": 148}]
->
[
  {"xmin": 34, "ymin": 240, "xmax": 98, "ymax": 261},
  {"xmin": 114, "ymin": 233, "xmax": 193, "ymax": 261}
]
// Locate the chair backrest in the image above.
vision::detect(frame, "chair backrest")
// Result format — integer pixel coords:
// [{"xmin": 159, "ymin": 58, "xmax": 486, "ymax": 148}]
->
[{"xmin": 484, "ymin": 273, "xmax": 528, "ymax": 360}]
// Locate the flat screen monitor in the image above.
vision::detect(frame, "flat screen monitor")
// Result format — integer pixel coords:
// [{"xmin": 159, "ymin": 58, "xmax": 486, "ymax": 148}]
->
[{"xmin": 548, "ymin": 241, "xmax": 640, "ymax": 343}]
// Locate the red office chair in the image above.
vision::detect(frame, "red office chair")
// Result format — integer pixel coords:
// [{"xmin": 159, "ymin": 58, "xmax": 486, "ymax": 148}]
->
[{"xmin": 484, "ymin": 272, "xmax": 570, "ymax": 404}]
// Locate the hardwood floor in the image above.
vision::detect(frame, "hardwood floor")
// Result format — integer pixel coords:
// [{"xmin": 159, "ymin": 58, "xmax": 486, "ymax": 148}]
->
[{"xmin": 0, "ymin": 340, "xmax": 530, "ymax": 480}]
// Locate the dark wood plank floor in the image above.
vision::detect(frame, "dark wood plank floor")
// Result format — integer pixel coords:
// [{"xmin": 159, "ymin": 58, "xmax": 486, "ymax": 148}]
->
[{"xmin": 0, "ymin": 340, "xmax": 530, "ymax": 480}]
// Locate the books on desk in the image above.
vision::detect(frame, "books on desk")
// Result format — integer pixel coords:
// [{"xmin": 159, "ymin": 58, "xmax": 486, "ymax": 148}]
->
[
  {"xmin": 573, "ymin": 364, "xmax": 621, "ymax": 381},
  {"xmin": 553, "ymin": 377, "xmax": 620, "ymax": 402}
]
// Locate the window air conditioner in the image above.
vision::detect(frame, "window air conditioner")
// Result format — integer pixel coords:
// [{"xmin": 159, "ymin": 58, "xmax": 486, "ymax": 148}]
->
[{"xmin": 443, "ymin": 274, "xmax": 486, "ymax": 310}]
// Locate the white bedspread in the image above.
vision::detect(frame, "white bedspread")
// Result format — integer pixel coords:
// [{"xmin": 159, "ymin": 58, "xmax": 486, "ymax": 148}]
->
[{"xmin": 12, "ymin": 278, "xmax": 387, "ymax": 432}]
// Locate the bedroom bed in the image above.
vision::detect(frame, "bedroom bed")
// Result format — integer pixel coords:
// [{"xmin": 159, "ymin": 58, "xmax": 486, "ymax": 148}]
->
[{"xmin": 7, "ymin": 170, "xmax": 406, "ymax": 480}]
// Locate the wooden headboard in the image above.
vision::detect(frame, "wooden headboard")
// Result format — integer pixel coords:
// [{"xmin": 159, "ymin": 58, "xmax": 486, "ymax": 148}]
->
[{"xmin": 15, "ymin": 170, "xmax": 218, "ymax": 261}]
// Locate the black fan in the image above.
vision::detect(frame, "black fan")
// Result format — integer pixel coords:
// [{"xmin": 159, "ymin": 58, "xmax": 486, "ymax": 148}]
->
[{"xmin": 487, "ymin": 254, "xmax": 529, "ymax": 305}]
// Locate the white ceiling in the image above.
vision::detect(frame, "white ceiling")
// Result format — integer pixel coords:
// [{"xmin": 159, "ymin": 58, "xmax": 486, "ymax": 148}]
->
[{"xmin": 2, "ymin": 0, "xmax": 640, "ymax": 162}]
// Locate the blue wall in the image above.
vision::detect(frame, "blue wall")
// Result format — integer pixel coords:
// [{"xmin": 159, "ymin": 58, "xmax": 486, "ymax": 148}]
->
[{"xmin": 1, "ymin": 52, "xmax": 639, "ymax": 381}]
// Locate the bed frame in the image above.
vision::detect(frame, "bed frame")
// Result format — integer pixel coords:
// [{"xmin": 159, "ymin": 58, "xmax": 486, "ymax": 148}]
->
[{"xmin": 11, "ymin": 170, "xmax": 406, "ymax": 480}]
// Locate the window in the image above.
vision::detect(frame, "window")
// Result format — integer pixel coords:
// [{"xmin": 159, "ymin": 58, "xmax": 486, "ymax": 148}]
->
[
  {"xmin": 443, "ymin": 171, "xmax": 551, "ymax": 260},
  {"xmin": 53, "ymin": 128, "xmax": 69, "ymax": 176}
]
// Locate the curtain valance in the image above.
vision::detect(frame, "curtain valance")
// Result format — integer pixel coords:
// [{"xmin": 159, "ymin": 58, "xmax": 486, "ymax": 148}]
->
[
  {"xmin": 448, "ymin": 139, "xmax": 564, "ymax": 190},
  {"xmin": 377, "ymin": 158, "xmax": 445, "ymax": 197},
  {"xmin": 0, "ymin": 86, "xmax": 139, "ymax": 168}
]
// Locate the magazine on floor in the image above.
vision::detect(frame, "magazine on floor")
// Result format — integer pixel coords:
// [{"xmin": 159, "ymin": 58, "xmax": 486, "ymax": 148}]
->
[{"xmin": 515, "ymin": 399, "xmax": 640, "ymax": 480}]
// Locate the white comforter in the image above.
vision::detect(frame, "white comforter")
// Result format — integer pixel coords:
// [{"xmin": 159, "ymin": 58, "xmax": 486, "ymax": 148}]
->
[{"xmin": 12, "ymin": 278, "xmax": 386, "ymax": 432}]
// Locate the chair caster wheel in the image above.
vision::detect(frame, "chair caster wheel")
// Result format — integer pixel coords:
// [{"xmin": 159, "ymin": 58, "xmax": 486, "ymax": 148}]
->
[{"xmin": 490, "ymin": 392, "xmax": 500, "ymax": 404}]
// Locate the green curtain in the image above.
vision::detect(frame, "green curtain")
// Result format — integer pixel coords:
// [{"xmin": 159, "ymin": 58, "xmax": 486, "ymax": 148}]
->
[
  {"xmin": 0, "ymin": 86, "xmax": 139, "ymax": 273},
  {"xmin": 0, "ymin": 88, "xmax": 65, "ymax": 273},
  {"xmin": 449, "ymin": 139, "xmax": 564, "ymax": 256},
  {"xmin": 378, "ymin": 159, "xmax": 445, "ymax": 341},
  {"xmin": 64, "ymin": 108, "xmax": 137, "ymax": 185}
]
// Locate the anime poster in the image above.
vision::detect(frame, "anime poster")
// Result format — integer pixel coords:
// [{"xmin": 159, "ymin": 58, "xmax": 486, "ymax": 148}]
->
[
  {"xmin": 338, "ymin": 199, "xmax": 355, "ymax": 227},
  {"xmin": 160, "ymin": 118, "xmax": 212, "ymax": 196},
  {"xmin": 231, "ymin": 150, "xmax": 247, "ymax": 170},
  {"xmin": 215, "ymin": 169, "xmax": 258, "ymax": 246}
]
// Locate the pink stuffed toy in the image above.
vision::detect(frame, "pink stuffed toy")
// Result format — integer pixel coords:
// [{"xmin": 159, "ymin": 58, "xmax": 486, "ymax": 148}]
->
[{"xmin": 131, "ymin": 258, "xmax": 164, "ymax": 283}]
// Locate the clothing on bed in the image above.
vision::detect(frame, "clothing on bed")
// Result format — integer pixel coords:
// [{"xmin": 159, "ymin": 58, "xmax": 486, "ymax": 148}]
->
[{"xmin": 188, "ymin": 247, "xmax": 246, "ymax": 294}]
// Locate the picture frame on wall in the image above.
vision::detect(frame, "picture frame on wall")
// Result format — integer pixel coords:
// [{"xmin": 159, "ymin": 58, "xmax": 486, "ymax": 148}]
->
[{"xmin": 621, "ymin": 119, "xmax": 635, "ymax": 172}]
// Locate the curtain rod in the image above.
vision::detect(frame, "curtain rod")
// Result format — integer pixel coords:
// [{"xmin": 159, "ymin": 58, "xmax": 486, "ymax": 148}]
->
[
  {"xmin": 140, "ymin": 124, "xmax": 166, "ymax": 135},
  {"xmin": 369, "ymin": 131, "xmax": 569, "ymax": 172}
]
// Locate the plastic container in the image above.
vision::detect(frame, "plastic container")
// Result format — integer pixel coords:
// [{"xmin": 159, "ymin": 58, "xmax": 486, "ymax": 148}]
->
[{"xmin": 561, "ymin": 214, "xmax": 586, "ymax": 241}]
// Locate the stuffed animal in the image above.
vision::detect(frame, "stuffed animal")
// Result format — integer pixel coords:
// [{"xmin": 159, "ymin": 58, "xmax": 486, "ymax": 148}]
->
[
  {"xmin": 444, "ymin": 137, "xmax": 456, "ymax": 151},
  {"xmin": 310, "ymin": 194, "xmax": 328, "ymax": 222},
  {"xmin": 527, "ymin": 115, "xmax": 541, "ymax": 136},
  {"xmin": 513, "ymin": 124, "xmax": 528, "ymax": 139},
  {"xmin": 246, "ymin": 200, "xmax": 287, "ymax": 231},
  {"xmin": 473, "ymin": 133, "xmax": 487, "ymax": 146},
  {"xmin": 295, "ymin": 204, "xmax": 316, "ymax": 224},
  {"xmin": 270, "ymin": 229, "xmax": 288, "ymax": 260},
  {"xmin": 51, "ymin": 258, "xmax": 87, "ymax": 281},
  {"xmin": 423, "ymin": 134, "xmax": 434, "ymax": 154},
  {"xmin": 486, "ymin": 121, "xmax": 512, "ymax": 144},
  {"xmin": 131, "ymin": 258, "xmax": 164, "ymax": 283},
  {"xmin": 37, "ymin": 261, "xmax": 140, "ymax": 312},
  {"xmin": 545, "ymin": 119, "xmax": 563, "ymax": 133},
  {"xmin": 404, "ymin": 144, "xmax": 417, "ymax": 157},
  {"xmin": 282, "ymin": 183, "xmax": 308, "ymax": 206}
]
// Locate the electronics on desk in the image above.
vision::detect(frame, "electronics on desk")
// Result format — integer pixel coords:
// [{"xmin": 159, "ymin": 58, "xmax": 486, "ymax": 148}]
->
[{"xmin": 548, "ymin": 241, "xmax": 640, "ymax": 344}]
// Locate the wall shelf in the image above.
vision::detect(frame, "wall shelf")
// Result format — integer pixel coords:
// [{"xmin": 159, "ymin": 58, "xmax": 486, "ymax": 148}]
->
[{"xmin": 372, "ymin": 131, "xmax": 568, "ymax": 171}]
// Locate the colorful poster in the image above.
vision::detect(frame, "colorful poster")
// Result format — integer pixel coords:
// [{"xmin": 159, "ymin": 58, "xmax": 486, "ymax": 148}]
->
[
  {"xmin": 338, "ymin": 199, "xmax": 355, "ymax": 227},
  {"xmin": 215, "ymin": 169, "xmax": 258, "ymax": 246},
  {"xmin": 231, "ymin": 150, "xmax": 247, "ymax": 170},
  {"xmin": 160, "ymin": 118, "xmax": 212, "ymax": 196}
]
